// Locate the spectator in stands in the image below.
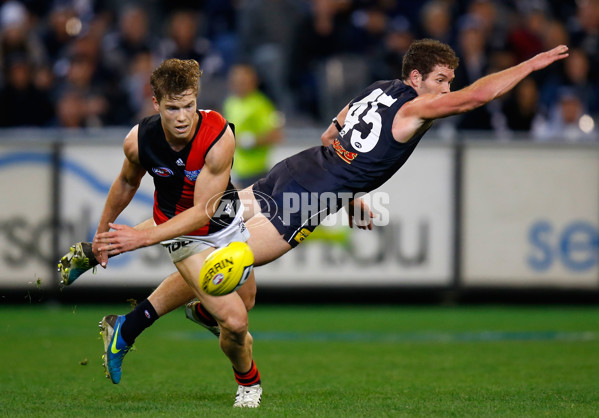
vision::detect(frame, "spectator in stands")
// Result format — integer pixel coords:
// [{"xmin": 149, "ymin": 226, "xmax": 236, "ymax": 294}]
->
[
  {"xmin": 350, "ymin": 5, "xmax": 391, "ymax": 55},
  {"xmin": 539, "ymin": 48, "xmax": 599, "ymax": 118},
  {"xmin": 102, "ymin": 5, "xmax": 157, "ymax": 78},
  {"xmin": 124, "ymin": 50, "xmax": 158, "ymax": 122},
  {"xmin": 202, "ymin": 0, "xmax": 239, "ymax": 73},
  {"xmin": 237, "ymin": 0, "xmax": 305, "ymax": 113},
  {"xmin": 533, "ymin": 88, "xmax": 597, "ymax": 142},
  {"xmin": 465, "ymin": 0, "xmax": 509, "ymax": 51},
  {"xmin": 223, "ymin": 63, "xmax": 284, "ymax": 188},
  {"xmin": 0, "ymin": 54, "xmax": 54, "ymax": 126},
  {"xmin": 38, "ymin": 3, "xmax": 79, "ymax": 63},
  {"xmin": 287, "ymin": 0, "xmax": 353, "ymax": 120},
  {"xmin": 0, "ymin": 0, "xmax": 590, "ymax": 132},
  {"xmin": 53, "ymin": 88, "xmax": 87, "ymax": 128},
  {"xmin": 451, "ymin": 14, "xmax": 496, "ymax": 131},
  {"xmin": 369, "ymin": 16, "xmax": 414, "ymax": 81},
  {"xmin": 418, "ymin": 0, "xmax": 454, "ymax": 46},
  {"xmin": 0, "ymin": 1, "xmax": 47, "ymax": 77},
  {"xmin": 568, "ymin": 0, "xmax": 599, "ymax": 83},
  {"xmin": 55, "ymin": 35, "xmax": 132, "ymax": 126},
  {"xmin": 156, "ymin": 10, "xmax": 211, "ymax": 67},
  {"xmin": 500, "ymin": 77, "xmax": 541, "ymax": 134},
  {"xmin": 506, "ymin": 4, "xmax": 547, "ymax": 62}
]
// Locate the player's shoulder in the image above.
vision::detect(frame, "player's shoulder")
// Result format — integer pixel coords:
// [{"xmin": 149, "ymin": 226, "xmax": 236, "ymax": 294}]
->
[
  {"xmin": 123, "ymin": 124, "xmax": 140, "ymax": 162},
  {"xmin": 198, "ymin": 109, "xmax": 226, "ymax": 129}
]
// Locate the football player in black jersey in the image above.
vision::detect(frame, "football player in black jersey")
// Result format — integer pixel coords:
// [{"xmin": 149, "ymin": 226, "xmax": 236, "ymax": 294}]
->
[{"xmin": 60, "ymin": 58, "xmax": 263, "ymax": 407}]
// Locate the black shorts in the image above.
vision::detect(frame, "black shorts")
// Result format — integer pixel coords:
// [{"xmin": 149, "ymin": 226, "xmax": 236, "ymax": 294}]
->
[{"xmin": 252, "ymin": 161, "xmax": 348, "ymax": 248}]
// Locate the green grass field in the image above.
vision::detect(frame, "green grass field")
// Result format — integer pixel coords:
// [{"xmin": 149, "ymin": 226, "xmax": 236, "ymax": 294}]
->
[{"xmin": 1, "ymin": 304, "xmax": 598, "ymax": 417}]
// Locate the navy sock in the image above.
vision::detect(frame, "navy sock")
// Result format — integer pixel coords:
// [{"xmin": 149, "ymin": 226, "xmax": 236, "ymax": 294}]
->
[{"xmin": 121, "ymin": 299, "xmax": 158, "ymax": 345}]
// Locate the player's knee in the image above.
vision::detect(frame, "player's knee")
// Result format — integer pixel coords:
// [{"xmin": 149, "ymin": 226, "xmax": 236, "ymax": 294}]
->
[{"xmin": 220, "ymin": 312, "xmax": 249, "ymax": 339}]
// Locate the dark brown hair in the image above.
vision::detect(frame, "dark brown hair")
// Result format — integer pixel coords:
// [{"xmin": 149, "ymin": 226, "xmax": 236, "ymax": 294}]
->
[
  {"xmin": 401, "ymin": 39, "xmax": 459, "ymax": 81},
  {"xmin": 150, "ymin": 58, "xmax": 203, "ymax": 102}
]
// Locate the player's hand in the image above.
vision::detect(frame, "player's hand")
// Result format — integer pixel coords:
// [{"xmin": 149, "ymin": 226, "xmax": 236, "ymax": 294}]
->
[
  {"xmin": 346, "ymin": 197, "xmax": 374, "ymax": 230},
  {"xmin": 529, "ymin": 45, "xmax": 569, "ymax": 71},
  {"xmin": 95, "ymin": 223, "xmax": 146, "ymax": 257},
  {"xmin": 92, "ymin": 238, "xmax": 109, "ymax": 268}
]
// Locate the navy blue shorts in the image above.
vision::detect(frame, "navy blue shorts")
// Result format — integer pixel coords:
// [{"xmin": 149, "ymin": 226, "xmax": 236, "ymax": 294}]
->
[{"xmin": 252, "ymin": 161, "xmax": 347, "ymax": 247}]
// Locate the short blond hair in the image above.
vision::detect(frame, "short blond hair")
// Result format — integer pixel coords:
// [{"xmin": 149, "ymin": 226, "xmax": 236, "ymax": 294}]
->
[{"xmin": 150, "ymin": 58, "xmax": 203, "ymax": 102}]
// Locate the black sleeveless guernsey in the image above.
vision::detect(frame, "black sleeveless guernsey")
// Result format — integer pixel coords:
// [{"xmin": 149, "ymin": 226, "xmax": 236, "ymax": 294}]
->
[{"xmin": 137, "ymin": 110, "xmax": 239, "ymax": 236}]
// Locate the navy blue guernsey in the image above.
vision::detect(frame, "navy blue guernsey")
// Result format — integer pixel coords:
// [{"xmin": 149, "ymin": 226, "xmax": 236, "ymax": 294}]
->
[
  {"xmin": 137, "ymin": 110, "xmax": 240, "ymax": 236},
  {"xmin": 286, "ymin": 80, "xmax": 429, "ymax": 194}
]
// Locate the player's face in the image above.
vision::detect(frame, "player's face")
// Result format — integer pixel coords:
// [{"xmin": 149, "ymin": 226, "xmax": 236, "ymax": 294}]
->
[
  {"xmin": 154, "ymin": 89, "xmax": 198, "ymax": 141},
  {"xmin": 420, "ymin": 65, "xmax": 454, "ymax": 95}
]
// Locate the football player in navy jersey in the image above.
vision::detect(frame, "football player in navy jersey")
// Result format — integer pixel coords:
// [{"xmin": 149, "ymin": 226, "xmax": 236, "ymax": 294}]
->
[{"xmin": 61, "ymin": 39, "xmax": 568, "ymax": 399}]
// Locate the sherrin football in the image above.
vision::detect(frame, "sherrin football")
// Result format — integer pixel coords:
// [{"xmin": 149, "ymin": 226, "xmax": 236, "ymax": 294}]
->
[{"xmin": 199, "ymin": 241, "xmax": 254, "ymax": 296}]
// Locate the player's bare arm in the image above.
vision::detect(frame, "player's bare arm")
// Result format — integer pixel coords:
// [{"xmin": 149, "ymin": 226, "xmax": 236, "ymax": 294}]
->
[
  {"xmin": 321, "ymin": 104, "xmax": 349, "ymax": 146},
  {"xmin": 96, "ymin": 126, "xmax": 236, "ymax": 256},
  {"xmin": 92, "ymin": 125, "xmax": 145, "ymax": 266},
  {"xmin": 396, "ymin": 45, "xmax": 569, "ymax": 142}
]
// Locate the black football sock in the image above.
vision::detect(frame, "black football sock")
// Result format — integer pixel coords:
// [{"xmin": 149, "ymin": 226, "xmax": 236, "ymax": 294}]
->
[
  {"xmin": 120, "ymin": 299, "xmax": 159, "ymax": 345},
  {"xmin": 195, "ymin": 302, "xmax": 218, "ymax": 326},
  {"xmin": 234, "ymin": 360, "xmax": 261, "ymax": 386}
]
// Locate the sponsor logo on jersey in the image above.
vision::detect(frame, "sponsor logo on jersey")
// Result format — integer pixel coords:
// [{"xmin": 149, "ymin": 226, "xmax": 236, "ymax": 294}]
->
[
  {"xmin": 176, "ymin": 158, "xmax": 185, "ymax": 166},
  {"xmin": 164, "ymin": 240, "xmax": 193, "ymax": 253},
  {"xmin": 185, "ymin": 169, "xmax": 200, "ymax": 181},
  {"xmin": 152, "ymin": 167, "xmax": 173, "ymax": 177},
  {"xmin": 293, "ymin": 228, "xmax": 312, "ymax": 243},
  {"xmin": 332, "ymin": 139, "xmax": 358, "ymax": 164}
]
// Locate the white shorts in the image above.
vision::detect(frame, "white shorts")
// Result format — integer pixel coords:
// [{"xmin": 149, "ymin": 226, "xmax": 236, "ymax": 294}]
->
[{"xmin": 160, "ymin": 209, "xmax": 249, "ymax": 263}]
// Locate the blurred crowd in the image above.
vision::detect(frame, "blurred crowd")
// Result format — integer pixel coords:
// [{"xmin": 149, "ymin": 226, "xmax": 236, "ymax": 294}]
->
[{"xmin": 0, "ymin": 0, "xmax": 598, "ymax": 141}]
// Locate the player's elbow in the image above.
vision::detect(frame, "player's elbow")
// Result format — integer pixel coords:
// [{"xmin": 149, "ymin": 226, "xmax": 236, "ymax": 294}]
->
[{"xmin": 321, "ymin": 133, "xmax": 334, "ymax": 147}]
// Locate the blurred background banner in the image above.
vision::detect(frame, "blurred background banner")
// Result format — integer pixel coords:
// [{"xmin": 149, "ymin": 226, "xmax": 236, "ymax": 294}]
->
[
  {"xmin": 0, "ymin": 142, "xmax": 54, "ymax": 287},
  {"xmin": 1, "ymin": 134, "xmax": 597, "ymax": 292},
  {"xmin": 462, "ymin": 143, "xmax": 599, "ymax": 288}
]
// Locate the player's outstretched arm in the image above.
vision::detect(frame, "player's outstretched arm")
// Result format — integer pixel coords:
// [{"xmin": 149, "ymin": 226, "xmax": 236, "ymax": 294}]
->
[{"xmin": 406, "ymin": 45, "xmax": 569, "ymax": 121}]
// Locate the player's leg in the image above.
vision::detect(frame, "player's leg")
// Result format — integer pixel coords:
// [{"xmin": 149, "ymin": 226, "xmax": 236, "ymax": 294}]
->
[
  {"xmin": 237, "ymin": 183, "xmax": 295, "ymax": 267},
  {"xmin": 97, "ymin": 221, "xmax": 193, "ymax": 384},
  {"xmin": 148, "ymin": 271, "xmax": 195, "ymax": 315},
  {"xmin": 100, "ymin": 270, "xmax": 191, "ymax": 384},
  {"xmin": 185, "ymin": 267, "xmax": 256, "ymax": 335},
  {"xmin": 175, "ymin": 250, "xmax": 262, "ymax": 408},
  {"xmin": 246, "ymin": 213, "xmax": 293, "ymax": 266},
  {"xmin": 101, "ymin": 260, "xmax": 256, "ymax": 383}
]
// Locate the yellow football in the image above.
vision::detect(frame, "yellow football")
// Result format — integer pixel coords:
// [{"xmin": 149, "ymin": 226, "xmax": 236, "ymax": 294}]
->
[{"xmin": 199, "ymin": 241, "xmax": 254, "ymax": 296}]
